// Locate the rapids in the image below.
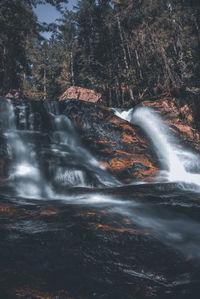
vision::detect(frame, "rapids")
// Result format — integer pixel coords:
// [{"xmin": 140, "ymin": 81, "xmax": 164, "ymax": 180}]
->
[{"xmin": 0, "ymin": 98, "xmax": 200, "ymax": 298}]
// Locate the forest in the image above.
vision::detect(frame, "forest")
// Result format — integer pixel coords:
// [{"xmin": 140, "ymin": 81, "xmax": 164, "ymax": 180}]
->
[{"xmin": 0, "ymin": 0, "xmax": 200, "ymax": 107}]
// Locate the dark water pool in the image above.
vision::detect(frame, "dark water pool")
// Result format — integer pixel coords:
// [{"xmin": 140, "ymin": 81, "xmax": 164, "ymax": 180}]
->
[{"xmin": 0, "ymin": 183, "xmax": 200, "ymax": 299}]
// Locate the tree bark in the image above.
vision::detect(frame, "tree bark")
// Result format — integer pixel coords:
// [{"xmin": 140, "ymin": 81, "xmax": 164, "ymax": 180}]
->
[
  {"xmin": 116, "ymin": 15, "xmax": 129, "ymax": 72},
  {"xmin": 70, "ymin": 48, "xmax": 75, "ymax": 86},
  {"xmin": 43, "ymin": 68, "xmax": 47, "ymax": 101},
  {"xmin": 116, "ymin": 15, "xmax": 135, "ymax": 102}
]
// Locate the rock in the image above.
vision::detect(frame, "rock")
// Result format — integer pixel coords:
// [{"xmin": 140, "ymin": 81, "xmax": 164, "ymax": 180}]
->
[
  {"xmin": 63, "ymin": 100, "xmax": 159, "ymax": 183},
  {"xmin": 0, "ymin": 98, "xmax": 159, "ymax": 183},
  {"xmin": 4, "ymin": 89, "xmax": 24, "ymax": 99},
  {"xmin": 59, "ymin": 86, "xmax": 102, "ymax": 103},
  {"xmin": 138, "ymin": 97, "xmax": 200, "ymax": 151}
]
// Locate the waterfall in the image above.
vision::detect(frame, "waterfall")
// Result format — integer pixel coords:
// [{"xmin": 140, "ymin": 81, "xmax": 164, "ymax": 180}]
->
[
  {"xmin": 0, "ymin": 99, "xmax": 118, "ymax": 199},
  {"xmin": 43, "ymin": 100, "xmax": 60, "ymax": 115},
  {"xmin": 49, "ymin": 114, "xmax": 92, "ymax": 187},
  {"xmin": 49, "ymin": 113, "xmax": 119, "ymax": 188},
  {"xmin": 2, "ymin": 97, "xmax": 199, "ymax": 197},
  {"xmin": 114, "ymin": 107, "xmax": 200, "ymax": 189},
  {"xmin": 1, "ymin": 99, "xmax": 51, "ymax": 198}
]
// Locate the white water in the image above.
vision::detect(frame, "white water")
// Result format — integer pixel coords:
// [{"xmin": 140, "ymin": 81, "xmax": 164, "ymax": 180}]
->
[
  {"xmin": 2, "ymin": 100, "xmax": 52, "ymax": 198},
  {"xmin": 2, "ymin": 99, "xmax": 200, "ymax": 198},
  {"xmin": 0, "ymin": 100, "xmax": 119, "ymax": 199},
  {"xmin": 113, "ymin": 108, "xmax": 133, "ymax": 122},
  {"xmin": 114, "ymin": 107, "xmax": 200, "ymax": 190},
  {"xmin": 50, "ymin": 113, "xmax": 119, "ymax": 187}
]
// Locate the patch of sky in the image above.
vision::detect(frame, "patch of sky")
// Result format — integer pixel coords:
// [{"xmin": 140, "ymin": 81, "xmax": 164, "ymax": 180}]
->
[{"xmin": 34, "ymin": 1, "xmax": 77, "ymax": 39}]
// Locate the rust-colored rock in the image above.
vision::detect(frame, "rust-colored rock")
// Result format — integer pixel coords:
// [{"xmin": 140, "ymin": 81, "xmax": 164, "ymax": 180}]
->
[
  {"xmin": 40, "ymin": 206, "xmax": 59, "ymax": 216},
  {"xmin": 10, "ymin": 288, "xmax": 76, "ymax": 299},
  {"xmin": 0, "ymin": 204, "xmax": 18, "ymax": 215},
  {"xmin": 0, "ymin": 204, "xmax": 29, "ymax": 216},
  {"xmin": 59, "ymin": 86, "xmax": 102, "ymax": 103},
  {"xmin": 63, "ymin": 100, "xmax": 159, "ymax": 183},
  {"xmin": 91, "ymin": 223, "xmax": 150, "ymax": 236},
  {"xmin": 138, "ymin": 98, "xmax": 200, "ymax": 151},
  {"xmin": 4, "ymin": 89, "xmax": 24, "ymax": 99}
]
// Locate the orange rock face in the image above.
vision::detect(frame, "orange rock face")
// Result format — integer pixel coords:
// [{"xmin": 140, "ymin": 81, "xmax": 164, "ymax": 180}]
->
[
  {"xmin": 63, "ymin": 100, "xmax": 159, "ymax": 183},
  {"xmin": 40, "ymin": 206, "xmax": 59, "ymax": 216},
  {"xmin": 10, "ymin": 288, "xmax": 76, "ymax": 299},
  {"xmin": 59, "ymin": 86, "xmax": 102, "ymax": 103},
  {"xmin": 4, "ymin": 89, "xmax": 24, "ymax": 99},
  {"xmin": 91, "ymin": 223, "xmax": 150, "ymax": 236},
  {"xmin": 138, "ymin": 98, "xmax": 200, "ymax": 151}
]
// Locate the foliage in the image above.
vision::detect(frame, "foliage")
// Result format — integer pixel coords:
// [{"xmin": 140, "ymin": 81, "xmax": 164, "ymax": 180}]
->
[
  {"xmin": 1, "ymin": 0, "xmax": 200, "ymax": 105},
  {"xmin": 0, "ymin": 0, "xmax": 38, "ymax": 93},
  {"xmin": 54, "ymin": 0, "xmax": 200, "ymax": 105},
  {"xmin": 0, "ymin": 0, "xmax": 66, "ymax": 96}
]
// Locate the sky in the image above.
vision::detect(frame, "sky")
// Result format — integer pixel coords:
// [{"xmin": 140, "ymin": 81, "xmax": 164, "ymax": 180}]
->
[{"xmin": 34, "ymin": 1, "xmax": 77, "ymax": 39}]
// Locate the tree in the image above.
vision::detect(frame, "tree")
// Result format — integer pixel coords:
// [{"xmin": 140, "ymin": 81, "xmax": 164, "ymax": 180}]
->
[
  {"xmin": 0, "ymin": 0, "xmax": 39, "ymax": 94},
  {"xmin": 0, "ymin": 0, "xmax": 67, "ymax": 96},
  {"xmin": 1, "ymin": 0, "xmax": 199, "ymax": 105},
  {"xmin": 56, "ymin": 10, "xmax": 77, "ymax": 88}
]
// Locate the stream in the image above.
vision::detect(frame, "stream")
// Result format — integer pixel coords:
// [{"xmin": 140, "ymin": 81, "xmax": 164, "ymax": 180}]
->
[{"xmin": 0, "ymin": 98, "xmax": 200, "ymax": 298}]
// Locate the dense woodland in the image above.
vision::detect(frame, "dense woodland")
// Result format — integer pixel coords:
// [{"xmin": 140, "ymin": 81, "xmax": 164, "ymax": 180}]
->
[{"xmin": 0, "ymin": 0, "xmax": 200, "ymax": 106}]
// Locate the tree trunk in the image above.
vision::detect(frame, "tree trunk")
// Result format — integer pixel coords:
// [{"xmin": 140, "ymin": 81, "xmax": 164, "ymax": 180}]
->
[
  {"xmin": 108, "ymin": 87, "xmax": 112, "ymax": 107},
  {"xmin": 116, "ymin": 15, "xmax": 135, "ymax": 102},
  {"xmin": 43, "ymin": 68, "xmax": 47, "ymax": 101},
  {"xmin": 135, "ymin": 49, "xmax": 143, "ymax": 80},
  {"xmin": 116, "ymin": 15, "xmax": 129, "ymax": 72},
  {"xmin": 70, "ymin": 48, "xmax": 75, "ymax": 86}
]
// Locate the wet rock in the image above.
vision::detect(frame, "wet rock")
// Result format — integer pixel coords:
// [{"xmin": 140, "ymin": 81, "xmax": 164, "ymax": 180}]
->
[
  {"xmin": 62, "ymin": 100, "xmax": 159, "ymax": 182},
  {"xmin": 4, "ymin": 89, "xmax": 24, "ymax": 99},
  {"xmin": 59, "ymin": 86, "xmax": 102, "ymax": 103},
  {"xmin": 0, "ymin": 97, "xmax": 159, "ymax": 183},
  {"xmin": 0, "ymin": 192, "xmax": 199, "ymax": 299},
  {"xmin": 138, "ymin": 98, "xmax": 200, "ymax": 151}
]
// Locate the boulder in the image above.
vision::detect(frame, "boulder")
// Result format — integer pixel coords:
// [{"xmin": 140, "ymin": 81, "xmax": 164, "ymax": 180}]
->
[
  {"xmin": 4, "ymin": 89, "xmax": 24, "ymax": 99},
  {"xmin": 59, "ymin": 86, "xmax": 102, "ymax": 103},
  {"xmin": 63, "ymin": 100, "xmax": 159, "ymax": 183}
]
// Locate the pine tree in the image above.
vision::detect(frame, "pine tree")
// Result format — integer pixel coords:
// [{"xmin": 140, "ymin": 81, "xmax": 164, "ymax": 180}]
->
[
  {"xmin": 56, "ymin": 10, "xmax": 77, "ymax": 89},
  {"xmin": 0, "ymin": 0, "xmax": 67, "ymax": 96},
  {"xmin": 0, "ymin": 0, "xmax": 38, "ymax": 94}
]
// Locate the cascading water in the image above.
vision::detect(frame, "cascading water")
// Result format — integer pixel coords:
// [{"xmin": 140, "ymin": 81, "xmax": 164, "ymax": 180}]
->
[
  {"xmin": 0, "ymin": 99, "xmax": 51, "ymax": 198},
  {"xmin": 0, "ymin": 99, "xmax": 118, "ymax": 199},
  {"xmin": 49, "ymin": 112, "xmax": 119, "ymax": 188},
  {"xmin": 114, "ymin": 106, "xmax": 200, "ymax": 190},
  {"xmin": 1, "ymin": 99, "xmax": 200, "ymax": 193},
  {"xmin": 113, "ymin": 108, "xmax": 133, "ymax": 122}
]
